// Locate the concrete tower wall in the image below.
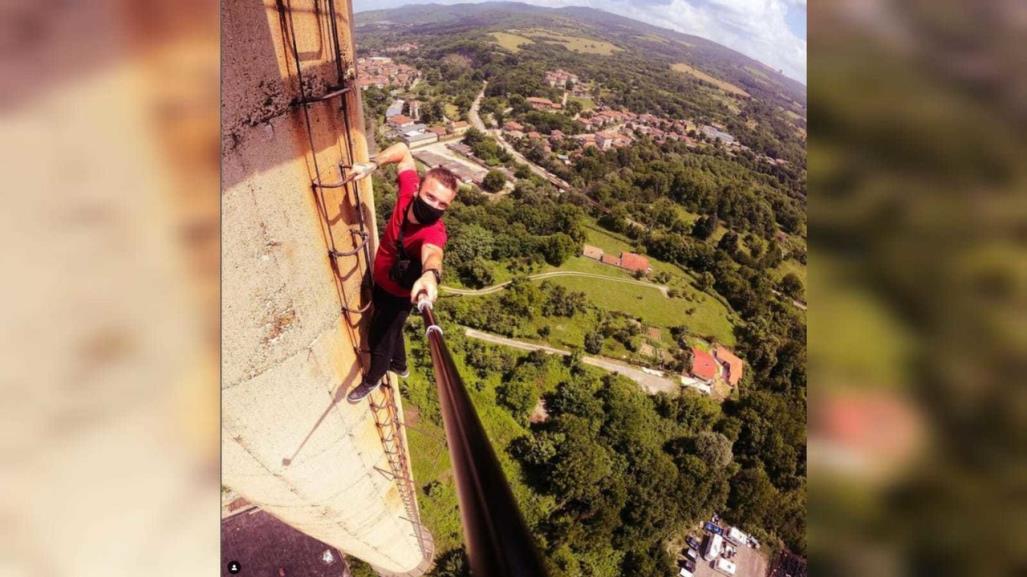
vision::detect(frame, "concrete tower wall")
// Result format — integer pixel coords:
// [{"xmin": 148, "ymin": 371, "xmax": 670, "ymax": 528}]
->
[{"xmin": 221, "ymin": 0, "xmax": 425, "ymax": 573}]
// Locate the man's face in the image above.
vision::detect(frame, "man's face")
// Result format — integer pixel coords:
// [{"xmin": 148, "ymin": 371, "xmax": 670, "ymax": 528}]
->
[{"xmin": 417, "ymin": 176, "xmax": 457, "ymax": 212}]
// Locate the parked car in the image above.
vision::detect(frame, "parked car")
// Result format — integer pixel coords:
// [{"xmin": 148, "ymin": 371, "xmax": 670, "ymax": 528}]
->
[
  {"xmin": 704, "ymin": 521, "xmax": 724, "ymax": 535},
  {"xmin": 686, "ymin": 548, "xmax": 698, "ymax": 560},
  {"xmin": 686, "ymin": 535, "xmax": 701, "ymax": 549}
]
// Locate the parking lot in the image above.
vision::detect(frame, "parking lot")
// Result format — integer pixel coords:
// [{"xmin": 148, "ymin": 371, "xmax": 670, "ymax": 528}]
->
[
  {"xmin": 674, "ymin": 522, "xmax": 768, "ymax": 577},
  {"xmin": 692, "ymin": 542, "xmax": 766, "ymax": 577}
]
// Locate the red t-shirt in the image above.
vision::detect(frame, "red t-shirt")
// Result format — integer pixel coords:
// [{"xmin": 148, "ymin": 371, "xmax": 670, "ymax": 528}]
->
[{"xmin": 373, "ymin": 169, "xmax": 448, "ymax": 297}]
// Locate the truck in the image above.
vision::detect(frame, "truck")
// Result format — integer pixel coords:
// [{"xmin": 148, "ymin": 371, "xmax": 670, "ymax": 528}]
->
[
  {"xmin": 703, "ymin": 533, "xmax": 724, "ymax": 561},
  {"xmin": 726, "ymin": 526, "xmax": 749, "ymax": 545}
]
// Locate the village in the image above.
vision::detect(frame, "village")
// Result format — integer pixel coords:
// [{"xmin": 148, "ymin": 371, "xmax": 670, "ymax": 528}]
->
[{"xmin": 358, "ymin": 55, "xmax": 788, "ymax": 173}]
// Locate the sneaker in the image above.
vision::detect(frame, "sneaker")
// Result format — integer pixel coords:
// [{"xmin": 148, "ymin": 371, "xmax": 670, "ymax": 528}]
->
[
  {"xmin": 390, "ymin": 364, "xmax": 410, "ymax": 378},
  {"xmin": 346, "ymin": 379, "xmax": 381, "ymax": 404}
]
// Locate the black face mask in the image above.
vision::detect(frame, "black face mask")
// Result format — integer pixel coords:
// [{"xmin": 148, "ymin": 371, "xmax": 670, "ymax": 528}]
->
[{"xmin": 411, "ymin": 193, "xmax": 445, "ymax": 225}]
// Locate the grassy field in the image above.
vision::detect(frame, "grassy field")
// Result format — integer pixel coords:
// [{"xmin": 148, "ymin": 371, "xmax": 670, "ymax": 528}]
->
[
  {"xmin": 744, "ymin": 65, "xmax": 771, "ymax": 81},
  {"xmin": 671, "ymin": 62, "xmax": 750, "ymax": 97},
  {"xmin": 490, "ymin": 31, "xmax": 533, "ymax": 53},
  {"xmin": 568, "ymin": 95, "xmax": 595, "ymax": 111},
  {"xmin": 441, "ymin": 219, "xmax": 739, "ymax": 345},
  {"xmin": 443, "ymin": 103, "xmax": 460, "ymax": 120},
  {"xmin": 578, "ymin": 225, "xmax": 738, "ymax": 344},
  {"xmin": 514, "ymin": 28, "xmax": 622, "ymax": 55},
  {"xmin": 637, "ymin": 33, "xmax": 670, "ymax": 44}
]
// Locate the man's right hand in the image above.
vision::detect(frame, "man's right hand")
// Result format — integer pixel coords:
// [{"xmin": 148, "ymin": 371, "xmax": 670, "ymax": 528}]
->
[{"xmin": 345, "ymin": 161, "xmax": 377, "ymax": 183}]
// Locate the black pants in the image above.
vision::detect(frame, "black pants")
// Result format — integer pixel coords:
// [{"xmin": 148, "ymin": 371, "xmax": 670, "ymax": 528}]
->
[{"xmin": 362, "ymin": 285, "xmax": 411, "ymax": 387}]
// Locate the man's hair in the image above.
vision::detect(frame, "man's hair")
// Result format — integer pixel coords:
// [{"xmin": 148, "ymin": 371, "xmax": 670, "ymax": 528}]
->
[{"xmin": 424, "ymin": 166, "xmax": 459, "ymax": 193}]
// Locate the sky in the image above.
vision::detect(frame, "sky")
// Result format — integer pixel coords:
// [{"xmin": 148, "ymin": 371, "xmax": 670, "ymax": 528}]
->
[{"xmin": 352, "ymin": 0, "xmax": 807, "ymax": 84}]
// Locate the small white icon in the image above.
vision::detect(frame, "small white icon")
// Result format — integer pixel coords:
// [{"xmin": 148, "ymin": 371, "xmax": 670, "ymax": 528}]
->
[{"xmin": 322, "ymin": 550, "xmax": 335, "ymax": 565}]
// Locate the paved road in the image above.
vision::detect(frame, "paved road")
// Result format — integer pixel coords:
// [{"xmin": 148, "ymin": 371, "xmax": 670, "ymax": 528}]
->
[
  {"xmin": 463, "ymin": 328, "xmax": 679, "ymax": 394},
  {"xmin": 441, "ymin": 270, "xmax": 669, "ymax": 297},
  {"xmin": 468, "ymin": 82, "xmax": 487, "ymax": 131}
]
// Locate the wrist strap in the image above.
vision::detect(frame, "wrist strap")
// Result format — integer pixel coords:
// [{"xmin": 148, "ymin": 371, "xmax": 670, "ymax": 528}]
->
[{"xmin": 424, "ymin": 268, "xmax": 441, "ymax": 284}]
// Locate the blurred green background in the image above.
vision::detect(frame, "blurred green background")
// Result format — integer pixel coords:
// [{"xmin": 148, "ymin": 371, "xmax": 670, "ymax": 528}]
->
[{"xmin": 809, "ymin": 1, "xmax": 1026, "ymax": 576}]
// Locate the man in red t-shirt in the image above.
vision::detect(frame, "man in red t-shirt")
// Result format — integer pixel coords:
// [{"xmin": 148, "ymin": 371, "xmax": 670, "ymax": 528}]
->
[{"xmin": 344, "ymin": 142, "xmax": 458, "ymax": 403}]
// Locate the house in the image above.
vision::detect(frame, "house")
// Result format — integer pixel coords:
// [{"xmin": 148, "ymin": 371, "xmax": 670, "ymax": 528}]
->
[
  {"xmin": 428, "ymin": 125, "xmax": 448, "ymax": 138},
  {"xmin": 544, "ymin": 69, "xmax": 579, "ymax": 88},
  {"xmin": 713, "ymin": 345, "xmax": 744, "ymax": 387},
  {"xmin": 449, "ymin": 120, "xmax": 470, "ymax": 135},
  {"xmin": 600, "ymin": 254, "xmax": 620, "ymax": 266},
  {"xmin": 619, "ymin": 252, "xmax": 651, "ymax": 274},
  {"xmin": 549, "ymin": 129, "xmax": 565, "ymax": 141},
  {"xmin": 446, "ymin": 142, "xmax": 473, "ymax": 157},
  {"xmin": 527, "ymin": 131, "xmax": 542, "ymax": 140},
  {"xmin": 526, "ymin": 96, "xmax": 560, "ymax": 111},
  {"xmin": 401, "ymin": 131, "xmax": 437, "ymax": 147},
  {"xmin": 387, "ymin": 114, "xmax": 414, "ymax": 128},
  {"xmin": 582, "ymin": 244, "xmax": 604, "ymax": 260},
  {"xmin": 701, "ymin": 125, "xmax": 735, "ymax": 145},
  {"xmin": 503, "ymin": 120, "xmax": 524, "ymax": 132},
  {"xmin": 596, "ymin": 132, "xmax": 614, "ymax": 151},
  {"xmin": 690, "ymin": 347, "xmax": 719, "ymax": 382}
]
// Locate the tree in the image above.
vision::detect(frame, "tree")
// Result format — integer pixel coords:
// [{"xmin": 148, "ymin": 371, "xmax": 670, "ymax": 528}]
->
[
  {"xmin": 584, "ymin": 330, "xmax": 604, "ymax": 354},
  {"xmin": 779, "ymin": 272, "xmax": 804, "ymax": 301},
  {"xmin": 694, "ymin": 431, "xmax": 734, "ymax": 469},
  {"xmin": 717, "ymin": 230, "xmax": 740, "ymax": 255},
  {"xmin": 482, "ymin": 169, "xmax": 507, "ymax": 192},
  {"xmin": 422, "ymin": 99, "xmax": 445, "ymax": 124},
  {"xmin": 696, "ymin": 271, "xmax": 715, "ymax": 291},
  {"xmin": 692, "ymin": 215, "xmax": 718, "ymax": 240},
  {"xmin": 432, "ymin": 548, "xmax": 470, "ymax": 577},
  {"xmin": 542, "ymin": 233, "xmax": 577, "ymax": 266},
  {"xmin": 455, "ymin": 255, "xmax": 493, "ymax": 288},
  {"xmin": 498, "ymin": 378, "xmax": 536, "ymax": 418}
]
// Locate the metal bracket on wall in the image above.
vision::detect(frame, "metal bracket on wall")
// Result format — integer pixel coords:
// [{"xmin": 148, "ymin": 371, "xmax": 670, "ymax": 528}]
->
[{"xmin": 291, "ymin": 84, "xmax": 352, "ymax": 107}]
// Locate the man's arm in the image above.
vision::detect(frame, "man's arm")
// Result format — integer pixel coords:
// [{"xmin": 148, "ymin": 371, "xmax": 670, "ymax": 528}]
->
[
  {"xmin": 346, "ymin": 142, "xmax": 416, "ymax": 182},
  {"xmin": 410, "ymin": 243, "xmax": 443, "ymax": 304},
  {"xmin": 373, "ymin": 142, "xmax": 416, "ymax": 173}
]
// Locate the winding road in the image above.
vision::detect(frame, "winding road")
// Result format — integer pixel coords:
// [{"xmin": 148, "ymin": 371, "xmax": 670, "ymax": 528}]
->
[{"xmin": 441, "ymin": 270, "xmax": 669, "ymax": 297}]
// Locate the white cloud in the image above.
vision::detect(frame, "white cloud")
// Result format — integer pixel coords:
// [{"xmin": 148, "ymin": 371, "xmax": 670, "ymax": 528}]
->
[{"xmin": 528, "ymin": 0, "xmax": 807, "ymax": 83}]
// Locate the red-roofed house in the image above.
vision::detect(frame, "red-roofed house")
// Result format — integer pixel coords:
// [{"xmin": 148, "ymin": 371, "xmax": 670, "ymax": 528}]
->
[
  {"xmin": 387, "ymin": 114, "xmax": 414, "ymax": 128},
  {"xmin": 504, "ymin": 120, "xmax": 524, "ymax": 132},
  {"xmin": 600, "ymin": 254, "xmax": 620, "ymax": 266},
  {"xmin": 713, "ymin": 345, "xmax": 744, "ymax": 387},
  {"xmin": 619, "ymin": 252, "xmax": 651, "ymax": 274},
  {"xmin": 690, "ymin": 347, "xmax": 719, "ymax": 383}
]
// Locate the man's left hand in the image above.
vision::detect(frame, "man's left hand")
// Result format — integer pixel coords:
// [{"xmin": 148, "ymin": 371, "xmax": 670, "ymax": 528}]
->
[{"xmin": 411, "ymin": 271, "xmax": 438, "ymax": 305}]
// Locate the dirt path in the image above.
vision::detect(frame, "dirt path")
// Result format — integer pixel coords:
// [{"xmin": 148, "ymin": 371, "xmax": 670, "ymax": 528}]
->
[{"xmin": 463, "ymin": 328, "xmax": 679, "ymax": 395}]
